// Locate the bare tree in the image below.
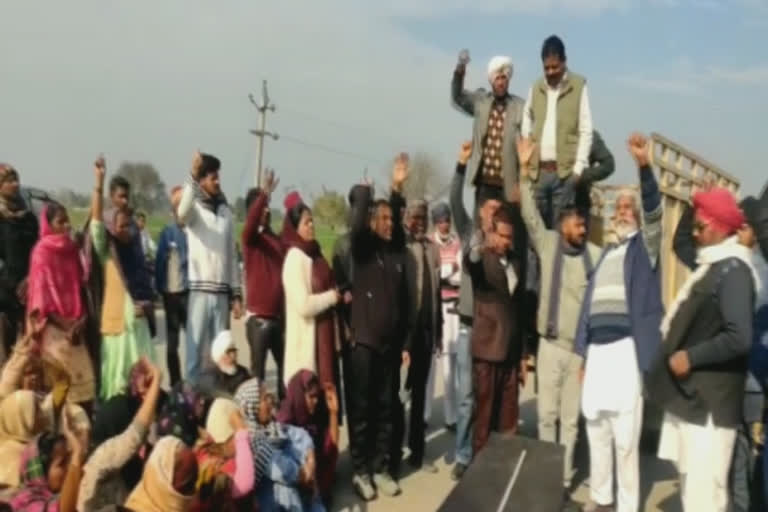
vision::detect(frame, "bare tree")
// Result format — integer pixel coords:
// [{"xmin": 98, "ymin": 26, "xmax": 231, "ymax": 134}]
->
[{"xmin": 115, "ymin": 162, "xmax": 169, "ymax": 214}]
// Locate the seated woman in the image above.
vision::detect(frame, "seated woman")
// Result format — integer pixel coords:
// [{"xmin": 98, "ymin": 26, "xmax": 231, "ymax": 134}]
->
[
  {"xmin": 90, "ymin": 359, "xmax": 164, "ymax": 502},
  {"xmin": 26, "ymin": 203, "xmax": 95, "ymax": 408},
  {"xmin": 234, "ymin": 378, "xmax": 324, "ymax": 512},
  {"xmin": 76, "ymin": 358, "xmax": 163, "ymax": 512},
  {"xmin": 123, "ymin": 436, "xmax": 199, "ymax": 512},
  {"xmin": 278, "ymin": 370, "xmax": 340, "ymax": 506},
  {"xmin": 190, "ymin": 398, "xmax": 254, "ymax": 512},
  {"xmin": 7, "ymin": 412, "xmax": 85, "ymax": 512},
  {"xmin": 0, "ymin": 390, "xmax": 46, "ymax": 490},
  {"xmin": 88, "ymin": 157, "xmax": 156, "ymax": 401}
]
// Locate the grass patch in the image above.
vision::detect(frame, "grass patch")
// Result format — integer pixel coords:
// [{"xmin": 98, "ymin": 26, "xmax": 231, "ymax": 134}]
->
[{"xmin": 68, "ymin": 209, "xmax": 341, "ymax": 259}]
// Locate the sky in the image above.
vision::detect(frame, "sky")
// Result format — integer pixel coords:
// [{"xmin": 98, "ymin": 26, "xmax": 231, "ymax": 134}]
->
[{"xmin": 1, "ymin": 0, "xmax": 767, "ymax": 203}]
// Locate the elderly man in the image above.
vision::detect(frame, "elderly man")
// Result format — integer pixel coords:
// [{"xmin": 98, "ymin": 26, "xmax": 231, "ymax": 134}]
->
[
  {"xmin": 0, "ymin": 164, "xmax": 38, "ymax": 362},
  {"xmin": 574, "ymin": 133, "xmax": 663, "ymax": 512},
  {"xmin": 651, "ymin": 188, "xmax": 761, "ymax": 512},
  {"xmin": 522, "ymin": 35, "xmax": 594, "ymax": 228},
  {"xmin": 452, "ymin": 50, "xmax": 525, "ymax": 204},
  {"xmin": 397, "ymin": 199, "xmax": 442, "ymax": 474},
  {"xmin": 425, "ymin": 203, "xmax": 462, "ymax": 433}
]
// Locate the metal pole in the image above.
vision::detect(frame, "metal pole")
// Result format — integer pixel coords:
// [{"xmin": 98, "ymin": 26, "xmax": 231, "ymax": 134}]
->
[{"xmin": 248, "ymin": 80, "xmax": 278, "ymax": 187}]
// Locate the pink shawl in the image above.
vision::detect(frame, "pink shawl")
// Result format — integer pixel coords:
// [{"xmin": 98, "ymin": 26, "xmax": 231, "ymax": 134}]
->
[{"xmin": 26, "ymin": 205, "xmax": 84, "ymax": 322}]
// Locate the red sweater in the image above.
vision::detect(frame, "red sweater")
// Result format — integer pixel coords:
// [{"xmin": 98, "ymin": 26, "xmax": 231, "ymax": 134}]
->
[{"xmin": 242, "ymin": 192, "xmax": 285, "ymax": 318}]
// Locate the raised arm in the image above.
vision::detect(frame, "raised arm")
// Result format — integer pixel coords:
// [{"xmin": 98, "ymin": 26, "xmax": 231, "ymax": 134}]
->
[
  {"xmin": 450, "ymin": 142, "xmax": 473, "ymax": 243},
  {"xmin": 242, "ymin": 169, "xmax": 280, "ymax": 248},
  {"xmin": 451, "ymin": 55, "xmax": 479, "ymax": 116},
  {"xmin": 389, "ymin": 153, "xmax": 409, "ymax": 251},
  {"xmin": 517, "ymin": 137, "xmax": 551, "ymax": 253},
  {"xmin": 177, "ymin": 152, "xmax": 202, "ymax": 225},
  {"xmin": 627, "ymin": 133, "xmax": 663, "ymax": 267},
  {"xmin": 242, "ymin": 191, "xmax": 268, "ymax": 247},
  {"xmin": 91, "ymin": 156, "xmax": 106, "ymax": 224}
]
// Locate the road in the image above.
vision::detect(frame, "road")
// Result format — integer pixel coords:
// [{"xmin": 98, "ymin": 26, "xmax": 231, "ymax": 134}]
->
[{"xmin": 151, "ymin": 312, "xmax": 682, "ymax": 511}]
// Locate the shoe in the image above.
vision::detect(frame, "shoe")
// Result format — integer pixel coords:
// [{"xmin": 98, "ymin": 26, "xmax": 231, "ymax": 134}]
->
[
  {"xmin": 373, "ymin": 472, "xmax": 402, "ymax": 497},
  {"xmin": 451, "ymin": 462, "xmax": 468, "ymax": 481},
  {"xmin": 581, "ymin": 502, "xmax": 614, "ymax": 512},
  {"xmin": 445, "ymin": 423, "xmax": 457, "ymax": 432},
  {"xmin": 352, "ymin": 474, "xmax": 377, "ymax": 502},
  {"xmin": 407, "ymin": 455, "xmax": 439, "ymax": 474},
  {"xmin": 560, "ymin": 489, "xmax": 581, "ymax": 512}
]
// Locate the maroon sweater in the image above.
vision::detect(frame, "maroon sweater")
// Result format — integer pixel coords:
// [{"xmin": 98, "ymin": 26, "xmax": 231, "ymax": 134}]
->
[{"xmin": 242, "ymin": 191, "xmax": 285, "ymax": 319}]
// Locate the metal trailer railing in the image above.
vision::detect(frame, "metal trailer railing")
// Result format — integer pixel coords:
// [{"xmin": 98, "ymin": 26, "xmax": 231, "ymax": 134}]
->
[{"xmin": 589, "ymin": 133, "xmax": 741, "ymax": 307}]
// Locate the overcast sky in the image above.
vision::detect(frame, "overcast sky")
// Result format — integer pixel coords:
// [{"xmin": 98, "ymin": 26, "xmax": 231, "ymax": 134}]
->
[{"xmin": 2, "ymin": 0, "xmax": 766, "ymax": 202}]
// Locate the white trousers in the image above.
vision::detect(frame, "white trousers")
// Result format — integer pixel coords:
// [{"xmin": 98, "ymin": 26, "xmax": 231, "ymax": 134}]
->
[
  {"xmin": 658, "ymin": 413, "xmax": 736, "ymax": 512},
  {"xmin": 425, "ymin": 305, "xmax": 459, "ymax": 426},
  {"xmin": 585, "ymin": 398, "xmax": 643, "ymax": 512}
]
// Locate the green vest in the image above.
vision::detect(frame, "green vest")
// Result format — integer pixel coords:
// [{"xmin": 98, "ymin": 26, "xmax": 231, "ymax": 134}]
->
[{"xmin": 530, "ymin": 72, "xmax": 586, "ymax": 180}]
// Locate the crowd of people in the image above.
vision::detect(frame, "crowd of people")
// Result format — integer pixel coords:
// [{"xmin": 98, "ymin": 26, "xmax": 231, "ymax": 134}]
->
[{"xmin": 0, "ymin": 34, "xmax": 767, "ymax": 512}]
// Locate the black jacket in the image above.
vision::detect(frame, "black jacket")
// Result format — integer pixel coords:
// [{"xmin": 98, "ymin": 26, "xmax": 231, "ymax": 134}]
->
[
  {"xmin": 0, "ymin": 211, "xmax": 38, "ymax": 309},
  {"xmin": 198, "ymin": 365, "xmax": 251, "ymax": 399},
  {"xmin": 348, "ymin": 185, "xmax": 409, "ymax": 353}
]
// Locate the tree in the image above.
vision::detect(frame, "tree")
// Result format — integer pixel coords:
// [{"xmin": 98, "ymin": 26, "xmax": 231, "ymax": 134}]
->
[
  {"xmin": 53, "ymin": 188, "xmax": 90, "ymax": 209},
  {"xmin": 233, "ymin": 197, "xmax": 247, "ymax": 222},
  {"xmin": 114, "ymin": 162, "xmax": 169, "ymax": 214},
  {"xmin": 386, "ymin": 152, "xmax": 449, "ymax": 202},
  {"xmin": 312, "ymin": 188, "xmax": 348, "ymax": 231}
]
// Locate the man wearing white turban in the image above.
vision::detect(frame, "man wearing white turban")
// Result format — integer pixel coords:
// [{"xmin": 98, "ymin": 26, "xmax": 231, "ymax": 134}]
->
[{"xmin": 451, "ymin": 50, "xmax": 525, "ymax": 206}]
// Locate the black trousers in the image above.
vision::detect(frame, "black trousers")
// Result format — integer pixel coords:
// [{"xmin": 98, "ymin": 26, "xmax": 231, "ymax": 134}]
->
[
  {"xmin": 162, "ymin": 292, "xmax": 188, "ymax": 387},
  {"xmin": 347, "ymin": 343, "xmax": 399, "ymax": 477},
  {"xmin": 405, "ymin": 335, "xmax": 432, "ymax": 464},
  {"xmin": 246, "ymin": 316, "xmax": 285, "ymax": 399}
]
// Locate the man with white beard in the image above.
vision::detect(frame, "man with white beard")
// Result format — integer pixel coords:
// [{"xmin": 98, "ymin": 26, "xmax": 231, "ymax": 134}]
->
[{"xmin": 573, "ymin": 133, "xmax": 664, "ymax": 512}]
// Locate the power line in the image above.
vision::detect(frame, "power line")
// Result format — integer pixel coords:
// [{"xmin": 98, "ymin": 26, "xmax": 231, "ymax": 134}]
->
[{"xmin": 279, "ymin": 134, "xmax": 387, "ymax": 165}]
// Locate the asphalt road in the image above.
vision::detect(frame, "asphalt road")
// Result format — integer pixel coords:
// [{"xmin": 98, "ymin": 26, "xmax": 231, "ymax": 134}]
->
[{"xmin": 151, "ymin": 311, "xmax": 683, "ymax": 512}]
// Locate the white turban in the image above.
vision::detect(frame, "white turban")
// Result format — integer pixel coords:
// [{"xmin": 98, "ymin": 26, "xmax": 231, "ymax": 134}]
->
[
  {"xmin": 488, "ymin": 56, "xmax": 513, "ymax": 84},
  {"xmin": 211, "ymin": 330, "xmax": 235, "ymax": 364}
]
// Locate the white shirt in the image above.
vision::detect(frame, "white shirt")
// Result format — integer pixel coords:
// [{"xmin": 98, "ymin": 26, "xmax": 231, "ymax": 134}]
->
[{"xmin": 521, "ymin": 73, "xmax": 593, "ymax": 176}]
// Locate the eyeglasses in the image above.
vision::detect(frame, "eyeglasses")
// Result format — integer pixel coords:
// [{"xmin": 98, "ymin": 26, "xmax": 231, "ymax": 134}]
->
[{"xmin": 693, "ymin": 221, "xmax": 710, "ymax": 233}]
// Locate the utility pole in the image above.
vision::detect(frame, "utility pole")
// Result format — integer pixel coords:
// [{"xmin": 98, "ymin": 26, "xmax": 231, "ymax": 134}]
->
[{"xmin": 248, "ymin": 80, "xmax": 278, "ymax": 187}]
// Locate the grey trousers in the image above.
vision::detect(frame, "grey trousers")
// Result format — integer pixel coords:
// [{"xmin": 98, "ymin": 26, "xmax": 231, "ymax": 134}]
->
[{"xmin": 536, "ymin": 338, "xmax": 583, "ymax": 488}]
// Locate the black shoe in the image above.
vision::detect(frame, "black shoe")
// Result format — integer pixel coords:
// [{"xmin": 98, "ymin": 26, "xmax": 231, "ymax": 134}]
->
[
  {"xmin": 445, "ymin": 423, "xmax": 457, "ymax": 432},
  {"xmin": 451, "ymin": 462, "xmax": 468, "ymax": 481},
  {"xmin": 407, "ymin": 457, "xmax": 438, "ymax": 474}
]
